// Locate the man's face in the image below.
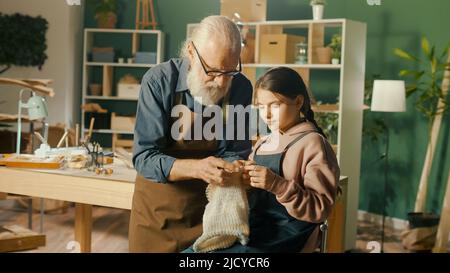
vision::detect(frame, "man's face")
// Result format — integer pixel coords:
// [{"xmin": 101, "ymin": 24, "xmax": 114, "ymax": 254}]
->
[{"xmin": 186, "ymin": 39, "xmax": 239, "ymax": 106}]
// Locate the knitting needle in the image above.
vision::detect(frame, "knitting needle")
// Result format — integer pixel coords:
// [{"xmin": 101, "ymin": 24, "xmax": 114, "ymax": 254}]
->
[
  {"xmin": 57, "ymin": 131, "xmax": 69, "ymax": 148},
  {"xmin": 75, "ymin": 123, "xmax": 79, "ymax": 146},
  {"xmin": 65, "ymin": 126, "xmax": 69, "ymax": 148},
  {"xmin": 88, "ymin": 117, "xmax": 95, "ymax": 140},
  {"xmin": 34, "ymin": 132, "xmax": 46, "ymax": 144}
]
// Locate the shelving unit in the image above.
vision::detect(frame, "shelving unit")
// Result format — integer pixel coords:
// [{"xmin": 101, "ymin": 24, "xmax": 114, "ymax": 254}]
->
[
  {"xmin": 82, "ymin": 129, "xmax": 135, "ymax": 135},
  {"xmin": 81, "ymin": 28, "xmax": 164, "ymax": 150},
  {"xmin": 187, "ymin": 18, "xmax": 367, "ymax": 251}
]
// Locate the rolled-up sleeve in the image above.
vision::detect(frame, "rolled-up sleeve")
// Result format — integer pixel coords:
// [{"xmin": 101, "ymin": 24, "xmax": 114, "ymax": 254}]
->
[{"xmin": 132, "ymin": 75, "xmax": 175, "ymax": 183}]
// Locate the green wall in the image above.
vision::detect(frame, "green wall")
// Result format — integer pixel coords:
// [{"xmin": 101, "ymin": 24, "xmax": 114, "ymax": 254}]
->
[{"xmin": 84, "ymin": 0, "xmax": 450, "ymax": 220}]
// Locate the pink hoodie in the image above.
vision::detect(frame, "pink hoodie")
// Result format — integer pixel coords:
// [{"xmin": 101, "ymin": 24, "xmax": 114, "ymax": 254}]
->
[{"xmin": 249, "ymin": 121, "xmax": 340, "ymax": 223}]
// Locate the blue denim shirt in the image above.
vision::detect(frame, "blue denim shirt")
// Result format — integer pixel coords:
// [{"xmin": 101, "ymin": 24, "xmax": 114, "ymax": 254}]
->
[{"xmin": 132, "ymin": 58, "xmax": 253, "ymax": 183}]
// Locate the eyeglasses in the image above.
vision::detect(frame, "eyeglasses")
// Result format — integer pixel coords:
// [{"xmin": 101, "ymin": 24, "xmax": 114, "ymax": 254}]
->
[{"xmin": 191, "ymin": 42, "xmax": 242, "ymax": 77}]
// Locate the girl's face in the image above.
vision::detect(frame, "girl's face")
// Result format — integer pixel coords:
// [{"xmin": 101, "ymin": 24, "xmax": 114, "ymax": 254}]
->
[{"xmin": 255, "ymin": 88, "xmax": 304, "ymax": 133}]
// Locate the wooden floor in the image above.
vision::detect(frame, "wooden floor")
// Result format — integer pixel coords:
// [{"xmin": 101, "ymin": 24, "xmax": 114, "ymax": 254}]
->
[
  {"xmin": 0, "ymin": 199, "xmax": 415, "ymax": 253},
  {"xmin": 0, "ymin": 200, "xmax": 129, "ymax": 253}
]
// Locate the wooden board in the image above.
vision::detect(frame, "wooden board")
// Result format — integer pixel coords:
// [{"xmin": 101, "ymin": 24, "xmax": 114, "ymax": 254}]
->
[
  {"xmin": 0, "ymin": 113, "xmax": 32, "ymax": 122},
  {"xmin": 0, "ymin": 225, "xmax": 46, "ymax": 252},
  {"xmin": 102, "ymin": 66, "xmax": 113, "ymax": 97},
  {"xmin": 0, "ymin": 154, "xmax": 64, "ymax": 169},
  {"xmin": 0, "ymin": 78, "xmax": 54, "ymax": 97}
]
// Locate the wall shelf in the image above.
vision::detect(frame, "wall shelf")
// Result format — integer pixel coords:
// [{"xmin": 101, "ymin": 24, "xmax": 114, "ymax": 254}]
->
[
  {"xmin": 85, "ymin": 96, "xmax": 138, "ymax": 101},
  {"xmin": 86, "ymin": 62, "xmax": 157, "ymax": 68},
  {"xmin": 83, "ymin": 128, "xmax": 134, "ymax": 135},
  {"xmin": 242, "ymin": 63, "xmax": 341, "ymax": 69},
  {"xmin": 81, "ymin": 28, "xmax": 164, "ymax": 150}
]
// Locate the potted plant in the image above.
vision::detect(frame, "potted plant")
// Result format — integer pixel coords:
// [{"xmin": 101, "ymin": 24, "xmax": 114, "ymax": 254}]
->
[
  {"xmin": 315, "ymin": 102, "xmax": 339, "ymax": 145},
  {"xmin": 92, "ymin": 0, "xmax": 117, "ymax": 29},
  {"xmin": 328, "ymin": 34, "xmax": 342, "ymax": 65},
  {"xmin": 395, "ymin": 37, "xmax": 450, "ymax": 251},
  {"xmin": 310, "ymin": 0, "xmax": 326, "ymax": 20}
]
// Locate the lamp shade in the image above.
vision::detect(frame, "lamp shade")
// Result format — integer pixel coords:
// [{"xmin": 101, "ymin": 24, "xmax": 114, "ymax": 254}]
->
[
  {"xmin": 371, "ymin": 80, "xmax": 406, "ymax": 112},
  {"xmin": 26, "ymin": 94, "xmax": 48, "ymax": 120}
]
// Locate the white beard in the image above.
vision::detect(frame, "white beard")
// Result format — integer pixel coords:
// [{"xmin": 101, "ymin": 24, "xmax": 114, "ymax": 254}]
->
[{"xmin": 186, "ymin": 69, "xmax": 231, "ymax": 106}]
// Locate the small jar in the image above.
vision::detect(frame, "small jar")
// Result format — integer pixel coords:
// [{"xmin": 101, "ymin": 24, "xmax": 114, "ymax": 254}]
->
[{"xmin": 295, "ymin": 42, "xmax": 308, "ymax": 64}]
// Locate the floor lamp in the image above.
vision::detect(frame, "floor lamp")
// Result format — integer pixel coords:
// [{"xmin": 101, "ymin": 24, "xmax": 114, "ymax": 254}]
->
[{"xmin": 371, "ymin": 80, "xmax": 406, "ymax": 253}]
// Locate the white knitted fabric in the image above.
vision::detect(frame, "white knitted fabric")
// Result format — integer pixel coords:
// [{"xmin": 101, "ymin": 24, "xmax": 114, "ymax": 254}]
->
[{"xmin": 193, "ymin": 181, "xmax": 250, "ymax": 253}]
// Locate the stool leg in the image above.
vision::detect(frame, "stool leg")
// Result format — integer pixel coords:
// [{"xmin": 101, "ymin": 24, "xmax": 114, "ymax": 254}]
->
[{"xmin": 320, "ymin": 221, "xmax": 328, "ymax": 253}]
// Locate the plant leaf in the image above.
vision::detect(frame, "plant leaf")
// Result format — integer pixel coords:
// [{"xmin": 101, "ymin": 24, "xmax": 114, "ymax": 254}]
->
[
  {"xmin": 439, "ymin": 42, "xmax": 450, "ymax": 59},
  {"xmin": 406, "ymin": 85, "xmax": 418, "ymax": 97},
  {"xmin": 399, "ymin": 69, "xmax": 425, "ymax": 80},
  {"xmin": 431, "ymin": 57, "xmax": 437, "ymax": 73},
  {"xmin": 422, "ymin": 37, "xmax": 430, "ymax": 56},
  {"xmin": 429, "ymin": 46, "xmax": 435, "ymax": 62},
  {"xmin": 394, "ymin": 48, "xmax": 419, "ymax": 62}
]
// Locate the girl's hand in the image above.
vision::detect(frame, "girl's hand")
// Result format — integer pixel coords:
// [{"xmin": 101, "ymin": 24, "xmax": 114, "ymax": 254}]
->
[{"xmin": 243, "ymin": 161, "xmax": 280, "ymax": 191}]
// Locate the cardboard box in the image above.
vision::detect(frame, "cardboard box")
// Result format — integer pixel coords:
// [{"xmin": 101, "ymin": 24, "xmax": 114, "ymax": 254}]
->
[
  {"xmin": 220, "ymin": 0, "xmax": 266, "ymax": 22},
  {"xmin": 241, "ymin": 34, "xmax": 255, "ymax": 63},
  {"xmin": 259, "ymin": 34, "xmax": 306, "ymax": 64},
  {"xmin": 117, "ymin": 83, "xmax": 140, "ymax": 99},
  {"xmin": 111, "ymin": 113, "xmax": 136, "ymax": 132}
]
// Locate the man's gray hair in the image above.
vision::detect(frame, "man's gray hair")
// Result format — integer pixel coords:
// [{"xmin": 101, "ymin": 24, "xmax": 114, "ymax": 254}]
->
[{"xmin": 180, "ymin": 15, "xmax": 242, "ymax": 58}]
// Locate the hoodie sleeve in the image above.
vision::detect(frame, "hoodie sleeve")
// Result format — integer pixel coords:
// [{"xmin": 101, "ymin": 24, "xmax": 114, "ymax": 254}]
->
[{"xmin": 268, "ymin": 134, "xmax": 340, "ymax": 223}]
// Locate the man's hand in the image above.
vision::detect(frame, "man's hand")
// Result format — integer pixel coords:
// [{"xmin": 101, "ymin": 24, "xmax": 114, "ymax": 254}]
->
[{"xmin": 194, "ymin": 156, "xmax": 240, "ymax": 186}]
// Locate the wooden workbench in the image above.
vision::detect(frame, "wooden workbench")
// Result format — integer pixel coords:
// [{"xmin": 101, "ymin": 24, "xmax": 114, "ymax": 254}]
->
[
  {"xmin": 0, "ymin": 160, "xmax": 135, "ymax": 252},
  {"xmin": 0, "ymin": 160, "xmax": 348, "ymax": 253}
]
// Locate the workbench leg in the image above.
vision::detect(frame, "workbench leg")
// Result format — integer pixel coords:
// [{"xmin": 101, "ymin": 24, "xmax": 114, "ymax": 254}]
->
[
  {"xmin": 28, "ymin": 197, "xmax": 33, "ymax": 230},
  {"xmin": 75, "ymin": 203, "xmax": 92, "ymax": 253}
]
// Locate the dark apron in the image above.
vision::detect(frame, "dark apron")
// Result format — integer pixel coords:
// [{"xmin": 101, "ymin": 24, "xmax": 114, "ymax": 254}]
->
[
  {"xmin": 129, "ymin": 92, "xmax": 229, "ymax": 252},
  {"xmin": 199, "ymin": 129, "xmax": 319, "ymax": 253}
]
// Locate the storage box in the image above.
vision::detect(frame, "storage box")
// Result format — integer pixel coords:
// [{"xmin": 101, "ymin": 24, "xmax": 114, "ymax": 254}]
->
[
  {"xmin": 220, "ymin": 0, "xmax": 267, "ymax": 22},
  {"xmin": 111, "ymin": 113, "xmax": 136, "ymax": 132},
  {"xmin": 259, "ymin": 34, "xmax": 306, "ymax": 64},
  {"xmin": 117, "ymin": 83, "xmax": 141, "ymax": 99},
  {"xmin": 92, "ymin": 52, "xmax": 114, "ymax": 62},
  {"xmin": 135, "ymin": 52, "xmax": 157, "ymax": 64},
  {"xmin": 0, "ymin": 225, "xmax": 46, "ymax": 252},
  {"xmin": 91, "ymin": 47, "xmax": 115, "ymax": 62}
]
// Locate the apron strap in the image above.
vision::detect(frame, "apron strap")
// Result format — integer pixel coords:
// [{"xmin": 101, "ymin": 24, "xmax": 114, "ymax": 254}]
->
[
  {"xmin": 278, "ymin": 129, "xmax": 318, "ymax": 173},
  {"xmin": 254, "ymin": 126, "xmax": 317, "ymax": 157},
  {"xmin": 221, "ymin": 90, "xmax": 231, "ymax": 125},
  {"xmin": 175, "ymin": 91, "xmax": 183, "ymax": 105},
  {"xmin": 253, "ymin": 136, "xmax": 268, "ymax": 156},
  {"xmin": 282, "ymin": 130, "xmax": 318, "ymax": 154}
]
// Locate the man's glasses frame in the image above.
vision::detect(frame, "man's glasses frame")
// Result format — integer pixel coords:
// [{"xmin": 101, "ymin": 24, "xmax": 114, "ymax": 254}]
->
[{"xmin": 191, "ymin": 42, "xmax": 242, "ymax": 77}]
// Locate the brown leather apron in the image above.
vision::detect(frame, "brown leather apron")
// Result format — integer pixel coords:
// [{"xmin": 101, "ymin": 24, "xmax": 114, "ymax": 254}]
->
[{"xmin": 129, "ymin": 92, "xmax": 229, "ymax": 252}]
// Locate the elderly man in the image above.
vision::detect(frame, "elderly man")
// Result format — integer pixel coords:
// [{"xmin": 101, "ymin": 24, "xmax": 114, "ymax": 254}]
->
[{"xmin": 129, "ymin": 15, "xmax": 253, "ymax": 252}]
